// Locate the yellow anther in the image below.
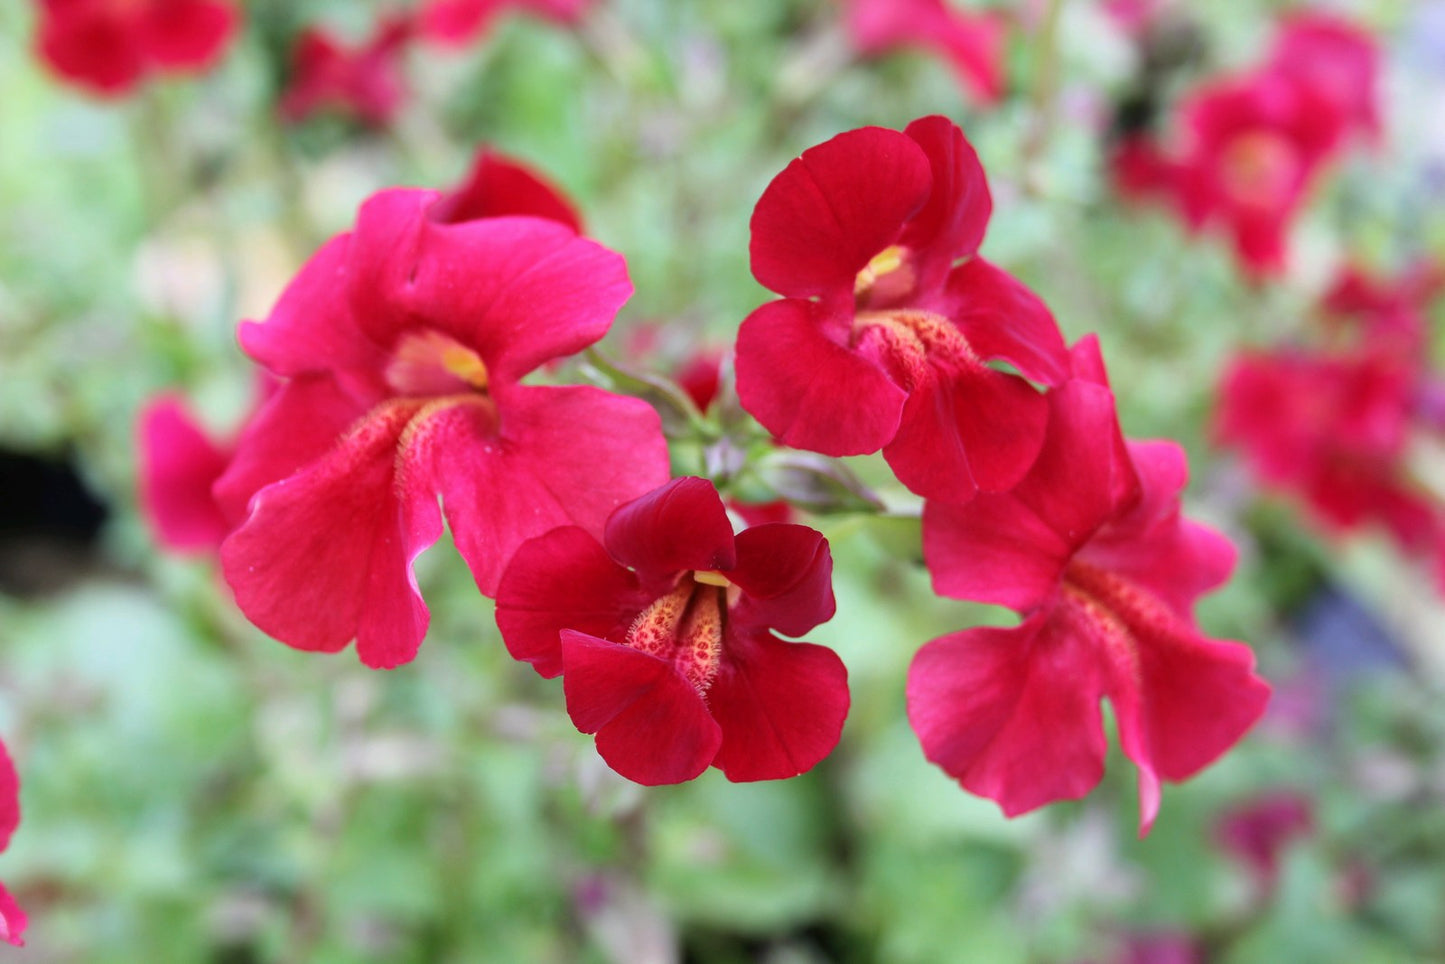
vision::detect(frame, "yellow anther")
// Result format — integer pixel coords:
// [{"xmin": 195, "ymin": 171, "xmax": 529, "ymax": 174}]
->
[
  {"xmin": 692, "ymin": 570, "xmax": 732, "ymax": 588},
  {"xmin": 854, "ymin": 245, "xmax": 907, "ymax": 295}
]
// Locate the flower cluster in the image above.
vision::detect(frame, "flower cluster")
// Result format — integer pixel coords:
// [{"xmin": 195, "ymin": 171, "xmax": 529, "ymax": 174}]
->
[
  {"xmin": 30, "ymin": 0, "xmax": 596, "ymax": 118},
  {"xmin": 32, "ymin": 0, "xmax": 238, "ymax": 96},
  {"xmin": 1114, "ymin": 13, "xmax": 1378, "ymax": 278},
  {"xmin": 141, "ymin": 116, "xmax": 1270, "ymax": 823},
  {"xmin": 737, "ymin": 116, "xmax": 1270, "ymax": 828},
  {"xmin": 1216, "ymin": 262, "xmax": 1445, "ymax": 573}
]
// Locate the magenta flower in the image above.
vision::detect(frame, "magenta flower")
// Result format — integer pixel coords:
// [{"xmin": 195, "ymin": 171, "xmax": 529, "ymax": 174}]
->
[
  {"xmin": 495, "ymin": 477, "xmax": 848, "ymax": 785},
  {"xmin": 419, "ymin": 0, "xmax": 594, "ymax": 47},
  {"xmin": 431, "ymin": 149, "xmax": 583, "ymax": 233},
  {"xmin": 33, "ymin": 0, "xmax": 236, "ymax": 96},
  {"xmin": 1215, "ymin": 790, "xmax": 1314, "ymax": 895},
  {"xmin": 1215, "ymin": 349, "xmax": 1436, "ymax": 551},
  {"xmin": 215, "ymin": 187, "xmax": 669, "ymax": 669},
  {"xmin": 735, "ymin": 116, "xmax": 1069, "ymax": 501},
  {"xmin": 0, "ymin": 740, "xmax": 25, "ymax": 947},
  {"xmin": 841, "ymin": 0, "xmax": 1005, "ymax": 104},
  {"xmin": 279, "ymin": 15, "xmax": 413, "ymax": 126},
  {"xmin": 910, "ymin": 338, "xmax": 1270, "ymax": 832}
]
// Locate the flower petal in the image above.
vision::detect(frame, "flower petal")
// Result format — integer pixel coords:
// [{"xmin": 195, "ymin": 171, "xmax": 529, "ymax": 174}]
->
[
  {"xmin": 1092, "ymin": 602, "xmax": 1272, "ymax": 835},
  {"xmin": 138, "ymin": 0, "xmax": 236, "ymax": 70},
  {"xmin": 728, "ymin": 524, "xmax": 836, "ymax": 637},
  {"xmin": 884, "ymin": 365, "xmax": 1049, "ymax": 500},
  {"xmin": 220, "ymin": 400, "xmax": 444, "ymax": 668},
  {"xmin": 137, "ymin": 395, "xmax": 232, "ymax": 552},
  {"xmin": 945, "ymin": 258, "xmax": 1070, "ymax": 387},
  {"xmin": 211, "ymin": 373, "xmax": 372, "ymax": 527},
  {"xmin": 238, "ymin": 234, "xmax": 388, "ymax": 380},
  {"xmin": 900, "ymin": 115, "xmax": 991, "ymax": 275},
  {"xmin": 431, "ymin": 149, "xmax": 583, "ymax": 232},
  {"xmin": 749, "ymin": 127, "xmax": 932, "ymax": 299},
  {"xmin": 0, "ymin": 883, "xmax": 25, "ymax": 948},
  {"xmin": 0, "ymin": 740, "xmax": 18, "ymax": 853},
  {"xmin": 736, "ymin": 299, "xmax": 907, "ymax": 456},
  {"xmin": 708, "ymin": 630, "xmax": 849, "ymax": 782},
  {"xmin": 923, "ymin": 493, "xmax": 1073, "ymax": 610},
  {"xmin": 603, "ymin": 477, "xmax": 736, "ymax": 578},
  {"xmin": 347, "ymin": 190, "xmax": 632, "ymax": 385},
  {"xmin": 415, "ymin": 385, "xmax": 669, "ymax": 596},
  {"xmin": 495, "ymin": 526, "xmax": 646, "ymax": 678},
  {"xmin": 907, "ymin": 609, "xmax": 1108, "ymax": 817},
  {"xmin": 560, "ymin": 630, "xmax": 721, "ymax": 785}
]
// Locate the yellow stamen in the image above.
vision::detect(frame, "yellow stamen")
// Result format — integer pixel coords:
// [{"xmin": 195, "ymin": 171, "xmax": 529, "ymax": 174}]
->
[{"xmin": 854, "ymin": 245, "xmax": 907, "ymax": 296}]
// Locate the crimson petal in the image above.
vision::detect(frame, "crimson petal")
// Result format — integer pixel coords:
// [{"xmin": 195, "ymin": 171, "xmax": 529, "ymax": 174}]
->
[
  {"xmin": 750, "ymin": 127, "xmax": 932, "ymax": 299},
  {"xmin": 419, "ymin": 385, "xmax": 669, "ymax": 596},
  {"xmin": 495, "ymin": 527, "xmax": 645, "ymax": 678},
  {"xmin": 729, "ymin": 524, "xmax": 836, "ymax": 637},
  {"xmin": 220, "ymin": 400, "xmax": 444, "ymax": 668},
  {"xmin": 137, "ymin": 395, "xmax": 232, "ymax": 552},
  {"xmin": 561, "ymin": 630, "xmax": 722, "ymax": 785},
  {"xmin": 604, "ymin": 477, "xmax": 736, "ymax": 577},
  {"xmin": 708, "ymin": 630, "xmax": 849, "ymax": 782},
  {"xmin": 907, "ymin": 609, "xmax": 1108, "ymax": 817},
  {"xmin": 735, "ymin": 299, "xmax": 907, "ymax": 456}
]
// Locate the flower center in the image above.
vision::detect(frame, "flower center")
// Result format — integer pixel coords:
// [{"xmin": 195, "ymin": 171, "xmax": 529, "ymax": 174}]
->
[
  {"xmin": 623, "ymin": 572, "xmax": 733, "ymax": 695},
  {"xmin": 385, "ymin": 329, "xmax": 491, "ymax": 399},
  {"xmin": 1218, "ymin": 131, "xmax": 1300, "ymax": 211},
  {"xmin": 1061, "ymin": 559, "xmax": 1191, "ymax": 675},
  {"xmin": 854, "ymin": 245, "xmax": 917, "ymax": 308},
  {"xmin": 851, "ymin": 308, "xmax": 981, "ymax": 388}
]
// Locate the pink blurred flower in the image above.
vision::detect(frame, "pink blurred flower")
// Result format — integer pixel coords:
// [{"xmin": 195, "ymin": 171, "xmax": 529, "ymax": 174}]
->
[
  {"xmin": 279, "ymin": 15, "xmax": 413, "ymax": 126},
  {"xmin": 419, "ymin": 0, "xmax": 595, "ymax": 47},
  {"xmin": 1215, "ymin": 790, "xmax": 1314, "ymax": 894},
  {"xmin": 841, "ymin": 0, "xmax": 1006, "ymax": 104}
]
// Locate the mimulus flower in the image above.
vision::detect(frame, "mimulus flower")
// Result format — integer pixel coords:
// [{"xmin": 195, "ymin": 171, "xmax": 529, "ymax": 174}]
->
[
  {"xmin": 495, "ymin": 477, "xmax": 848, "ymax": 785},
  {"xmin": 735, "ymin": 116, "xmax": 1069, "ymax": 501},
  {"xmin": 1215, "ymin": 349, "xmax": 1436, "ymax": 551},
  {"xmin": 841, "ymin": 0, "xmax": 1005, "ymax": 104},
  {"xmin": 419, "ymin": 0, "xmax": 595, "ymax": 47},
  {"xmin": 279, "ymin": 15, "xmax": 413, "ymax": 126},
  {"xmin": 33, "ymin": 0, "xmax": 237, "ymax": 96},
  {"xmin": 911, "ymin": 337, "xmax": 1270, "ymax": 832},
  {"xmin": 432, "ymin": 149, "xmax": 584, "ymax": 233},
  {"xmin": 0, "ymin": 740, "xmax": 26, "ymax": 947},
  {"xmin": 216, "ymin": 187, "xmax": 669, "ymax": 669}
]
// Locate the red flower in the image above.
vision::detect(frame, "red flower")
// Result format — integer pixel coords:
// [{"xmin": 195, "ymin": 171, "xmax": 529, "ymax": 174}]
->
[
  {"xmin": 33, "ymin": 0, "xmax": 237, "ymax": 96},
  {"xmin": 735, "ymin": 116, "xmax": 1068, "ymax": 501},
  {"xmin": 215, "ymin": 187, "xmax": 669, "ymax": 669},
  {"xmin": 1214, "ymin": 790, "xmax": 1314, "ymax": 895},
  {"xmin": 419, "ymin": 0, "xmax": 594, "ymax": 47},
  {"xmin": 137, "ymin": 395, "xmax": 241, "ymax": 554},
  {"xmin": 1267, "ymin": 12, "xmax": 1380, "ymax": 140},
  {"xmin": 911, "ymin": 337, "xmax": 1270, "ymax": 831},
  {"xmin": 494, "ymin": 477, "xmax": 847, "ymax": 784},
  {"xmin": 1169, "ymin": 69, "xmax": 1346, "ymax": 277},
  {"xmin": 0, "ymin": 740, "xmax": 26, "ymax": 947},
  {"xmin": 279, "ymin": 15, "xmax": 413, "ymax": 126},
  {"xmin": 841, "ymin": 0, "xmax": 1005, "ymax": 104},
  {"xmin": 1215, "ymin": 349, "xmax": 1437, "ymax": 551},
  {"xmin": 1321, "ymin": 261, "xmax": 1443, "ymax": 358}
]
